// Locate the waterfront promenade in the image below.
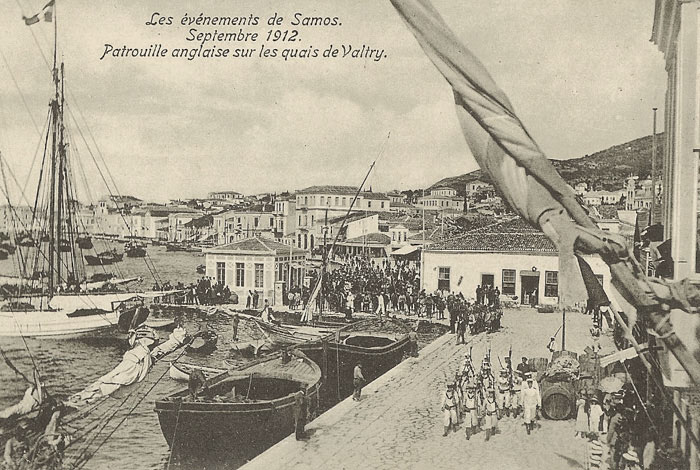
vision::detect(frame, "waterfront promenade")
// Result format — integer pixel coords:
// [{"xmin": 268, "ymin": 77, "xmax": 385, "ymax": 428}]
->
[{"xmin": 242, "ymin": 307, "xmax": 599, "ymax": 470}]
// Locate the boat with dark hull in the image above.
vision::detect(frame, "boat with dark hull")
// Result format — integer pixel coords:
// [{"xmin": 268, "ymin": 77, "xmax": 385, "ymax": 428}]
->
[
  {"xmin": 154, "ymin": 350, "xmax": 322, "ymax": 458},
  {"xmin": 124, "ymin": 241, "xmax": 147, "ymax": 258},
  {"xmin": 296, "ymin": 322, "xmax": 410, "ymax": 405}
]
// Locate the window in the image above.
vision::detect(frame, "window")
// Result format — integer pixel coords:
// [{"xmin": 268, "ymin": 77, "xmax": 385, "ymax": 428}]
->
[
  {"xmin": 438, "ymin": 267, "xmax": 450, "ymax": 291},
  {"xmin": 255, "ymin": 263, "xmax": 264, "ymax": 288},
  {"xmin": 342, "ymin": 197, "xmax": 346, "ymax": 205},
  {"xmin": 269, "ymin": 217, "xmax": 274, "ymax": 227},
  {"xmin": 216, "ymin": 262, "xmax": 225, "ymax": 284},
  {"xmin": 368, "ymin": 201, "xmax": 372, "ymax": 208},
  {"xmin": 335, "ymin": 197, "xmax": 339, "ymax": 205},
  {"xmin": 545, "ymin": 271, "xmax": 558, "ymax": 297},
  {"xmin": 502, "ymin": 269, "xmax": 516, "ymax": 295},
  {"xmin": 235, "ymin": 262, "xmax": 244, "ymax": 287},
  {"xmin": 381, "ymin": 202, "xmax": 385, "ymax": 209},
  {"xmin": 254, "ymin": 217, "xmax": 259, "ymax": 227},
  {"xmin": 320, "ymin": 196, "xmax": 325, "ymax": 205},
  {"xmin": 298, "ymin": 215, "xmax": 302, "ymax": 225}
]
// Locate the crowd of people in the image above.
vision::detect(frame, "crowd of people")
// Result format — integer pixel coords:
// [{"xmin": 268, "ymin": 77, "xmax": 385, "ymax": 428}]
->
[
  {"xmin": 575, "ymin": 384, "xmax": 663, "ymax": 470},
  {"xmin": 441, "ymin": 353, "xmax": 542, "ymax": 440},
  {"xmin": 151, "ymin": 277, "xmax": 233, "ymax": 306},
  {"xmin": 314, "ymin": 256, "xmax": 420, "ymax": 318}
]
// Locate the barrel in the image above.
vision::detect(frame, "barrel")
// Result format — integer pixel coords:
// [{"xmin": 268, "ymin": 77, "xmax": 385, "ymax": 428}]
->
[
  {"xmin": 551, "ymin": 350, "xmax": 578, "ymax": 362},
  {"xmin": 541, "ymin": 381, "xmax": 575, "ymax": 420}
]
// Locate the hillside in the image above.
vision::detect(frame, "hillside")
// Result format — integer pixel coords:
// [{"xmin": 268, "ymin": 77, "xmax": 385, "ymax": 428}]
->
[{"xmin": 430, "ymin": 133, "xmax": 665, "ymax": 193}]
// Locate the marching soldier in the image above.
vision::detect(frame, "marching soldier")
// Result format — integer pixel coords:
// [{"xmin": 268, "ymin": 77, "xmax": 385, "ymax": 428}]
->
[
  {"xmin": 496, "ymin": 369, "xmax": 511, "ymax": 417},
  {"xmin": 463, "ymin": 383, "xmax": 479, "ymax": 440},
  {"xmin": 483, "ymin": 389, "xmax": 499, "ymax": 441},
  {"xmin": 509, "ymin": 376, "xmax": 522, "ymax": 418},
  {"xmin": 454, "ymin": 373, "xmax": 464, "ymax": 423},
  {"xmin": 441, "ymin": 383, "xmax": 459, "ymax": 437}
]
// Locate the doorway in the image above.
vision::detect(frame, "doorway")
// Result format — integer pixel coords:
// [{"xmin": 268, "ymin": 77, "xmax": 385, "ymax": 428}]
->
[
  {"xmin": 520, "ymin": 273, "xmax": 540, "ymax": 306},
  {"xmin": 481, "ymin": 273, "xmax": 494, "ymax": 288}
]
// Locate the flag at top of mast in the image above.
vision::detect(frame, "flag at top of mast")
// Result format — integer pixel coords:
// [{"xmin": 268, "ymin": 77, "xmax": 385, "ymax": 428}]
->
[{"xmin": 23, "ymin": 0, "xmax": 55, "ymax": 25}]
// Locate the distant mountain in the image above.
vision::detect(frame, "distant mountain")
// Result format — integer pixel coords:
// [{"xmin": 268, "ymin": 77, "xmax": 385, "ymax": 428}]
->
[{"xmin": 430, "ymin": 133, "xmax": 665, "ymax": 193}]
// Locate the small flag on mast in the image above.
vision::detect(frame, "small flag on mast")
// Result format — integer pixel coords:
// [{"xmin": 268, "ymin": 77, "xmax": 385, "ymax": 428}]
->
[{"xmin": 23, "ymin": 0, "xmax": 55, "ymax": 25}]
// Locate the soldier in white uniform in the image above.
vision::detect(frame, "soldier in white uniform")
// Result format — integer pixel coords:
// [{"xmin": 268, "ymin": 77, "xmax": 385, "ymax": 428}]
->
[
  {"xmin": 441, "ymin": 383, "xmax": 458, "ymax": 437},
  {"xmin": 509, "ymin": 376, "xmax": 522, "ymax": 418},
  {"xmin": 521, "ymin": 377, "xmax": 541, "ymax": 435},
  {"xmin": 462, "ymin": 383, "xmax": 479, "ymax": 440},
  {"xmin": 483, "ymin": 389, "xmax": 499, "ymax": 441},
  {"xmin": 496, "ymin": 369, "xmax": 511, "ymax": 417}
]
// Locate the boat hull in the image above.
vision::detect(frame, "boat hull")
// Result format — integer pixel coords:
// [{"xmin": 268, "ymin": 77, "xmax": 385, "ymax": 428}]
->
[
  {"xmin": 298, "ymin": 333, "xmax": 409, "ymax": 405},
  {"xmin": 0, "ymin": 310, "xmax": 119, "ymax": 338},
  {"xmin": 155, "ymin": 352, "xmax": 322, "ymax": 458}
]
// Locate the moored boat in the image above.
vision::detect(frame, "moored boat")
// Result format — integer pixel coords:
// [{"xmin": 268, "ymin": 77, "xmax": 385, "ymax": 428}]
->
[
  {"xmin": 296, "ymin": 320, "xmax": 410, "ymax": 404},
  {"xmin": 186, "ymin": 330, "xmax": 218, "ymax": 355},
  {"xmin": 125, "ymin": 241, "xmax": 147, "ymax": 257},
  {"xmin": 251, "ymin": 318, "xmax": 337, "ymax": 346},
  {"xmin": 154, "ymin": 350, "xmax": 322, "ymax": 457}
]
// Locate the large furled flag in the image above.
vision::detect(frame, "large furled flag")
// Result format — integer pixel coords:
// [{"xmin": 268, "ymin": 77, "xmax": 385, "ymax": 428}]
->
[
  {"xmin": 23, "ymin": 0, "xmax": 55, "ymax": 25},
  {"xmin": 389, "ymin": 0, "xmax": 604, "ymax": 308},
  {"xmin": 388, "ymin": 0, "xmax": 700, "ymax": 384}
]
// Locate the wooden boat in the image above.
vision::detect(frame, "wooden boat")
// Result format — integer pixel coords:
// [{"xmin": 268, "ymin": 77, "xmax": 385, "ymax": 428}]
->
[
  {"xmin": 186, "ymin": 330, "xmax": 218, "ymax": 355},
  {"xmin": 84, "ymin": 250, "xmax": 122, "ymax": 266},
  {"xmin": 252, "ymin": 318, "xmax": 337, "ymax": 346},
  {"xmin": 169, "ymin": 362, "xmax": 226, "ymax": 381},
  {"xmin": 125, "ymin": 241, "xmax": 147, "ymax": 258},
  {"xmin": 296, "ymin": 325, "xmax": 410, "ymax": 404},
  {"xmin": 76, "ymin": 236, "xmax": 93, "ymax": 249},
  {"xmin": 154, "ymin": 350, "xmax": 322, "ymax": 457},
  {"xmin": 0, "ymin": 243, "xmax": 16, "ymax": 255}
]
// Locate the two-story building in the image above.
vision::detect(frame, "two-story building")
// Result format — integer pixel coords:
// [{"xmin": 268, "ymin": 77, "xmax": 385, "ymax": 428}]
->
[{"xmin": 416, "ymin": 186, "xmax": 465, "ymax": 212}]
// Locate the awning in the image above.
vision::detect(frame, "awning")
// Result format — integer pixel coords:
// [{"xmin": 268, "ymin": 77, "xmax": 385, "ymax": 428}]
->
[{"xmin": 391, "ymin": 245, "xmax": 420, "ymax": 256}]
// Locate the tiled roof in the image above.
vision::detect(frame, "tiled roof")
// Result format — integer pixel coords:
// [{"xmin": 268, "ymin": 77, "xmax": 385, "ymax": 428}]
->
[
  {"xmin": 427, "ymin": 218, "xmax": 557, "ymax": 253},
  {"xmin": 343, "ymin": 232, "xmax": 391, "ymax": 245},
  {"xmin": 297, "ymin": 185, "xmax": 358, "ymax": 195},
  {"xmin": 207, "ymin": 237, "xmax": 306, "ymax": 255},
  {"xmin": 361, "ymin": 192, "xmax": 390, "ymax": 200}
]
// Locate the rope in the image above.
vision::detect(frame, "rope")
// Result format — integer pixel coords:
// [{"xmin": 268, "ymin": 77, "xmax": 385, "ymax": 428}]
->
[{"xmin": 68, "ymin": 347, "xmax": 189, "ymax": 470}]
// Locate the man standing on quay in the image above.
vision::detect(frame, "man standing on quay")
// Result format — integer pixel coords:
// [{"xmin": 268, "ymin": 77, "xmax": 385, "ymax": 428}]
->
[
  {"xmin": 353, "ymin": 363, "xmax": 365, "ymax": 401},
  {"xmin": 293, "ymin": 387, "xmax": 307, "ymax": 440},
  {"xmin": 521, "ymin": 377, "xmax": 541, "ymax": 435}
]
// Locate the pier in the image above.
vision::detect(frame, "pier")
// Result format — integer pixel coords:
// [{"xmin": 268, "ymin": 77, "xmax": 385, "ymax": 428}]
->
[{"xmin": 242, "ymin": 308, "xmax": 594, "ymax": 470}]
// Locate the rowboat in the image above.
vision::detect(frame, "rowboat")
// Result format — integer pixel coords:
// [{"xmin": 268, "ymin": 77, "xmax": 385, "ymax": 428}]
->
[{"xmin": 154, "ymin": 350, "xmax": 322, "ymax": 458}]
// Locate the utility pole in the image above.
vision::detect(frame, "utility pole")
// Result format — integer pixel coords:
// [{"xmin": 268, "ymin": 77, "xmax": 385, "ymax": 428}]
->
[{"xmin": 650, "ymin": 107, "xmax": 658, "ymax": 226}]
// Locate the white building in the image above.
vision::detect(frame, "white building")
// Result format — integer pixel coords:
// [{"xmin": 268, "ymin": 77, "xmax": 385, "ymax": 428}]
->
[
  {"xmin": 417, "ymin": 186, "xmax": 464, "ymax": 212},
  {"xmin": 652, "ymin": 0, "xmax": 700, "ymax": 390},
  {"xmin": 466, "ymin": 179, "xmax": 491, "ymax": 195},
  {"xmin": 205, "ymin": 236, "xmax": 307, "ymax": 306},
  {"xmin": 208, "ymin": 191, "xmax": 244, "ymax": 202},
  {"xmin": 422, "ymin": 218, "xmax": 611, "ymax": 307}
]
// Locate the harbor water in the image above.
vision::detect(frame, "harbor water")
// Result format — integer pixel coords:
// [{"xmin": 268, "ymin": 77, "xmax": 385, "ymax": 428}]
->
[{"xmin": 0, "ymin": 243, "xmax": 255, "ymax": 470}]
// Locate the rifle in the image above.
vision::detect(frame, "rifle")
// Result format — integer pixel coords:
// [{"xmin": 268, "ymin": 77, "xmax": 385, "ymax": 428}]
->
[{"xmin": 508, "ymin": 345, "xmax": 514, "ymax": 389}]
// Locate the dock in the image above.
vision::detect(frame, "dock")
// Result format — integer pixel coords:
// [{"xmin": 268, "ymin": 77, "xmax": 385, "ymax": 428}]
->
[{"xmin": 241, "ymin": 308, "xmax": 595, "ymax": 470}]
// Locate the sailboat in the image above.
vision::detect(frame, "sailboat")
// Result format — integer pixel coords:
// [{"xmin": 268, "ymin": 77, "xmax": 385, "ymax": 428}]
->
[{"xmin": 0, "ymin": 7, "xmax": 155, "ymax": 338}]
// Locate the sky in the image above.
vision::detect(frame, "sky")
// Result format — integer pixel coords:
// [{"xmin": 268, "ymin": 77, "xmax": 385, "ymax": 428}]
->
[{"xmin": 0, "ymin": 0, "xmax": 667, "ymax": 203}]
